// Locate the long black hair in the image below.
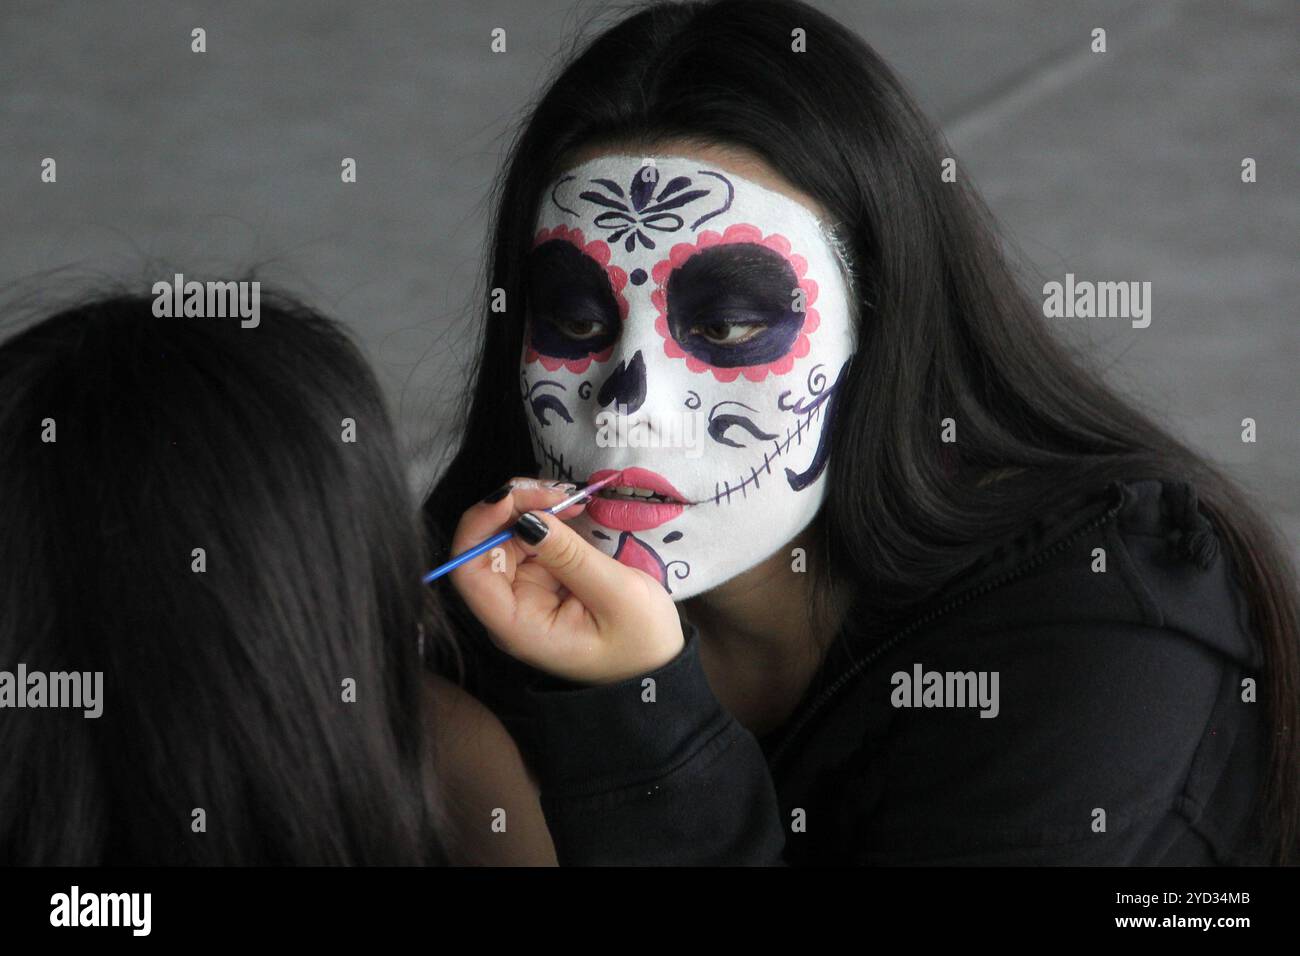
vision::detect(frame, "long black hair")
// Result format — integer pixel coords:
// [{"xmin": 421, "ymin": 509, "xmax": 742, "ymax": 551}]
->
[
  {"xmin": 0, "ymin": 286, "xmax": 448, "ymax": 864},
  {"xmin": 421, "ymin": 0, "xmax": 1300, "ymax": 863}
]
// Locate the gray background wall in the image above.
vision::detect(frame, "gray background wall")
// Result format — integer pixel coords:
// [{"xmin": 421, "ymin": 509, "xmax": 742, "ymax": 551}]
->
[{"xmin": 2, "ymin": 0, "xmax": 1295, "ymax": 552}]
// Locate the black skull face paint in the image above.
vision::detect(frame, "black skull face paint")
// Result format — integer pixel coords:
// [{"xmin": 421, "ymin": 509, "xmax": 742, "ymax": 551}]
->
[{"xmin": 519, "ymin": 154, "xmax": 857, "ymax": 599}]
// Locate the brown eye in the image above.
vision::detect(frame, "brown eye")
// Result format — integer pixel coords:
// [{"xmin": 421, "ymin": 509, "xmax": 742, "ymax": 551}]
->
[
  {"xmin": 693, "ymin": 319, "xmax": 761, "ymax": 345},
  {"xmin": 557, "ymin": 317, "xmax": 607, "ymax": 340}
]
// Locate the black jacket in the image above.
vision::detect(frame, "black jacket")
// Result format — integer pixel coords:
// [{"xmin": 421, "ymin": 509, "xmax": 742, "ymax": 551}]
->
[{"xmin": 459, "ymin": 478, "xmax": 1274, "ymax": 865}]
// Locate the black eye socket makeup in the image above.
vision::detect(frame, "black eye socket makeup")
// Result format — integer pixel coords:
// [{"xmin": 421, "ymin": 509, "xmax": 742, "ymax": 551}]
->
[
  {"xmin": 664, "ymin": 242, "xmax": 804, "ymax": 367},
  {"xmin": 525, "ymin": 239, "xmax": 622, "ymax": 358}
]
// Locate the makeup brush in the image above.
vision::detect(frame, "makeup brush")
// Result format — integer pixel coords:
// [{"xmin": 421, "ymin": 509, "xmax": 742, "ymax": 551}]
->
[{"xmin": 422, "ymin": 471, "xmax": 624, "ymax": 583}]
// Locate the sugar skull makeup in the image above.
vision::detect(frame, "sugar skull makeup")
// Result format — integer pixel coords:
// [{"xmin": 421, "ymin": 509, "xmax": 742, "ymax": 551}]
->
[{"xmin": 520, "ymin": 153, "xmax": 857, "ymax": 600}]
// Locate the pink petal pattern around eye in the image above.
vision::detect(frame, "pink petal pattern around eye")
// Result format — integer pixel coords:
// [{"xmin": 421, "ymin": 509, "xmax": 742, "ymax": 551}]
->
[
  {"xmin": 650, "ymin": 222, "xmax": 820, "ymax": 383},
  {"xmin": 523, "ymin": 225, "xmax": 628, "ymax": 374}
]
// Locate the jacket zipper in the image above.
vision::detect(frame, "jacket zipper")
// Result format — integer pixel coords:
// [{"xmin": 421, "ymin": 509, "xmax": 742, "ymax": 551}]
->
[{"xmin": 766, "ymin": 483, "xmax": 1128, "ymax": 773}]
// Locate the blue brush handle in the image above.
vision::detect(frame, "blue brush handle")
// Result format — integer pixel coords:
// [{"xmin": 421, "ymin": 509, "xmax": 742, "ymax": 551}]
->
[
  {"xmin": 422, "ymin": 529, "xmax": 515, "ymax": 583},
  {"xmin": 421, "ymin": 476, "xmax": 616, "ymax": 585}
]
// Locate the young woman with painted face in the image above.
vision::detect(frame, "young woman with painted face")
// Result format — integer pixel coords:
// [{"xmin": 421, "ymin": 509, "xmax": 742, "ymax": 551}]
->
[{"xmin": 425, "ymin": 0, "xmax": 1300, "ymax": 865}]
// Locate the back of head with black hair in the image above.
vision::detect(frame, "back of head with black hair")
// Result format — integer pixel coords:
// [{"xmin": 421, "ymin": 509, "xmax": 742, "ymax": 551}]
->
[{"xmin": 0, "ymin": 289, "xmax": 447, "ymax": 864}]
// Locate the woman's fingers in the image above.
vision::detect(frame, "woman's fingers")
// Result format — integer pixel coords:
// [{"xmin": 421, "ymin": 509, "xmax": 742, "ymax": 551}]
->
[
  {"xmin": 446, "ymin": 478, "xmax": 582, "ymax": 635},
  {"xmin": 509, "ymin": 567, "xmax": 598, "ymax": 652},
  {"xmin": 447, "ymin": 478, "xmax": 686, "ymax": 685},
  {"xmin": 507, "ymin": 510, "xmax": 684, "ymax": 682},
  {"xmin": 448, "ymin": 478, "xmax": 581, "ymax": 555},
  {"xmin": 507, "ymin": 510, "xmax": 649, "ymax": 629}
]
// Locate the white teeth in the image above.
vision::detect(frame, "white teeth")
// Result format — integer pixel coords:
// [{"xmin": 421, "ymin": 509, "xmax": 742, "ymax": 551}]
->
[
  {"xmin": 599, "ymin": 485, "xmax": 676, "ymax": 503},
  {"xmin": 611, "ymin": 486, "xmax": 641, "ymax": 498}
]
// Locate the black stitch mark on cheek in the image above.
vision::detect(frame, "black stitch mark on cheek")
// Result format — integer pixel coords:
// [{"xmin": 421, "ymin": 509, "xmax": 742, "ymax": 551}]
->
[
  {"xmin": 592, "ymin": 529, "xmax": 611, "ymax": 541},
  {"xmin": 663, "ymin": 531, "xmax": 682, "ymax": 543},
  {"xmin": 708, "ymin": 359, "xmax": 849, "ymax": 504},
  {"xmin": 528, "ymin": 429, "xmax": 580, "ymax": 485}
]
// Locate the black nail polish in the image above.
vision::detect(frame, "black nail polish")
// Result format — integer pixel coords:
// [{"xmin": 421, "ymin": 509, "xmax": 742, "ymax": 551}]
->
[
  {"xmin": 481, "ymin": 483, "xmax": 512, "ymax": 504},
  {"xmin": 512, "ymin": 512, "xmax": 548, "ymax": 545}
]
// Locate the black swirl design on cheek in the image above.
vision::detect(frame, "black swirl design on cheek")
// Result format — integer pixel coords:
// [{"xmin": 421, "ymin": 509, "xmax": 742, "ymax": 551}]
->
[
  {"xmin": 707, "ymin": 400, "xmax": 778, "ymax": 448},
  {"xmin": 709, "ymin": 415, "xmax": 778, "ymax": 448},
  {"xmin": 531, "ymin": 394, "xmax": 572, "ymax": 426},
  {"xmin": 777, "ymin": 364, "xmax": 829, "ymax": 413},
  {"xmin": 664, "ymin": 560, "xmax": 691, "ymax": 585},
  {"xmin": 525, "ymin": 380, "xmax": 572, "ymax": 427}
]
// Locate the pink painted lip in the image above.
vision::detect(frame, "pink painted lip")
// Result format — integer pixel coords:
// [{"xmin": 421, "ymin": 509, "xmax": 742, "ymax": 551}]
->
[{"xmin": 584, "ymin": 466, "xmax": 690, "ymax": 532}]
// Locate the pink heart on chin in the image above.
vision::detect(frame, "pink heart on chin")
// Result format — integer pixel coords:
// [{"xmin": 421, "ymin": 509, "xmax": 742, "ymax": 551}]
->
[{"xmin": 612, "ymin": 533, "xmax": 669, "ymax": 591}]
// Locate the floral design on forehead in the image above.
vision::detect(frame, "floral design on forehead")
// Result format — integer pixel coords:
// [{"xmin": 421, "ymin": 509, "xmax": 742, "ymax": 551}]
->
[
  {"xmin": 559, "ymin": 164, "xmax": 735, "ymax": 252},
  {"xmin": 519, "ymin": 154, "xmax": 857, "ymax": 599}
]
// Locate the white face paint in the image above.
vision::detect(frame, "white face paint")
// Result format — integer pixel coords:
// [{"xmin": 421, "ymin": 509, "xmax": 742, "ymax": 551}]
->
[{"xmin": 520, "ymin": 153, "xmax": 856, "ymax": 599}]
